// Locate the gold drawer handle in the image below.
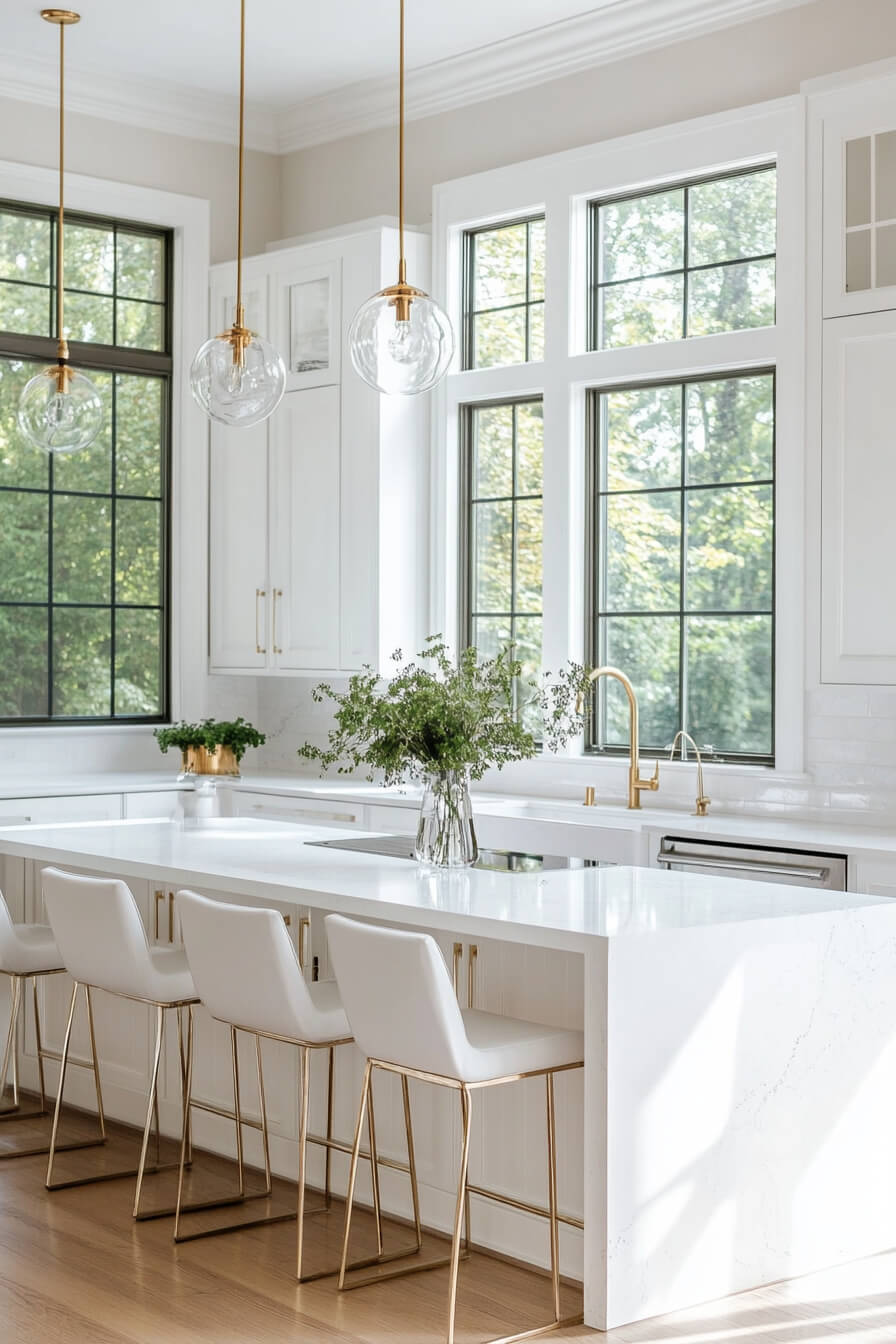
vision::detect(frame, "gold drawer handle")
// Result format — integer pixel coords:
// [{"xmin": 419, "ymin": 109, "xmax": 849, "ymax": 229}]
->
[
  {"xmin": 468, "ymin": 944, "xmax": 478, "ymax": 1008},
  {"xmin": 272, "ymin": 588, "xmax": 283, "ymax": 655},
  {"xmin": 452, "ymin": 942, "xmax": 463, "ymax": 996},
  {"xmin": 154, "ymin": 890, "xmax": 166, "ymax": 941},
  {"xmin": 255, "ymin": 588, "xmax": 266, "ymax": 654},
  {"xmin": 298, "ymin": 916, "xmax": 311, "ymax": 971},
  {"xmin": 168, "ymin": 892, "xmax": 175, "ymax": 945}
]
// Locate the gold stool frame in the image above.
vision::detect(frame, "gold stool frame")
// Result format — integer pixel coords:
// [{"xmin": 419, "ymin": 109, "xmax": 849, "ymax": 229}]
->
[
  {"xmin": 175, "ymin": 1011, "xmax": 425, "ymax": 1284},
  {"xmin": 0, "ymin": 968, "xmax": 105, "ymax": 1162},
  {"xmin": 339, "ymin": 1057, "xmax": 585, "ymax": 1344},
  {"xmin": 47, "ymin": 979, "xmax": 201, "ymax": 1219}
]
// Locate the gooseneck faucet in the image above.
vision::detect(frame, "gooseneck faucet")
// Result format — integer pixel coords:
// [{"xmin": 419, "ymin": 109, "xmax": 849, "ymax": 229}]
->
[
  {"xmin": 578, "ymin": 666, "xmax": 660, "ymax": 810},
  {"xmin": 668, "ymin": 730, "xmax": 711, "ymax": 817}
]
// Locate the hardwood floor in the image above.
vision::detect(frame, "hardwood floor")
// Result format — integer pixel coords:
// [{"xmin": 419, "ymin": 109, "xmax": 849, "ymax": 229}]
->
[{"xmin": 2, "ymin": 1109, "xmax": 896, "ymax": 1342}]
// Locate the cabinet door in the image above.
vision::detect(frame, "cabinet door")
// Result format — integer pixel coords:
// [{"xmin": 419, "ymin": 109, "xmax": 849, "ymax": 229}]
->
[
  {"xmin": 851, "ymin": 857, "xmax": 896, "ymax": 899},
  {"xmin": 231, "ymin": 790, "xmax": 366, "ymax": 830},
  {"xmin": 821, "ymin": 310, "xmax": 896, "ymax": 683},
  {"xmin": 209, "ymin": 424, "xmax": 270, "ymax": 672},
  {"xmin": 269, "ymin": 386, "xmax": 341, "ymax": 671}
]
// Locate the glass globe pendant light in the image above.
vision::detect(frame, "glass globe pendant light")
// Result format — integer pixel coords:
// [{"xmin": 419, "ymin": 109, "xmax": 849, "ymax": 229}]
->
[
  {"xmin": 349, "ymin": 0, "xmax": 454, "ymax": 395},
  {"xmin": 17, "ymin": 11, "xmax": 103, "ymax": 456},
  {"xmin": 190, "ymin": 0, "xmax": 285, "ymax": 428}
]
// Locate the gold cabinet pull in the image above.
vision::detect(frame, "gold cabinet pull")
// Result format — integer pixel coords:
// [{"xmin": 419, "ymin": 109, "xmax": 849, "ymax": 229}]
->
[
  {"xmin": 255, "ymin": 588, "xmax": 266, "ymax": 654},
  {"xmin": 298, "ymin": 916, "xmax": 311, "ymax": 971},
  {"xmin": 154, "ymin": 890, "xmax": 165, "ymax": 941},
  {"xmin": 282, "ymin": 913, "xmax": 292, "ymax": 928},
  {"xmin": 452, "ymin": 942, "xmax": 463, "ymax": 997},
  {"xmin": 168, "ymin": 892, "xmax": 175, "ymax": 945},
  {"xmin": 468, "ymin": 944, "xmax": 478, "ymax": 1008},
  {"xmin": 272, "ymin": 588, "xmax": 283, "ymax": 655}
]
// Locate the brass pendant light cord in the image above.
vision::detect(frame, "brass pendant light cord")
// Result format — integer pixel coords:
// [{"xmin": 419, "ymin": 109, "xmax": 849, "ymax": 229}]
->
[
  {"xmin": 56, "ymin": 17, "xmax": 66, "ymax": 360},
  {"xmin": 235, "ymin": 0, "xmax": 246, "ymax": 328},
  {"xmin": 398, "ymin": 0, "xmax": 406, "ymax": 286}
]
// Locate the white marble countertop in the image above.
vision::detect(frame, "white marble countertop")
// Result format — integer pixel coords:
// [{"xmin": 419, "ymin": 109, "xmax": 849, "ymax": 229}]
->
[{"xmin": 0, "ymin": 817, "xmax": 889, "ymax": 951}]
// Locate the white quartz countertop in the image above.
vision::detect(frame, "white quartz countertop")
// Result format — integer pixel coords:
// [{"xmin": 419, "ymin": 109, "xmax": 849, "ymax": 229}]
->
[
  {"xmin": 0, "ymin": 772, "xmax": 187, "ymax": 800},
  {"xmin": 229, "ymin": 773, "xmax": 896, "ymax": 858},
  {"xmin": 0, "ymin": 817, "xmax": 889, "ymax": 952}
]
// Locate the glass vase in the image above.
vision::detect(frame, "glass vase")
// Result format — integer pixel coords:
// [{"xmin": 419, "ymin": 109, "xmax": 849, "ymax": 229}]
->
[{"xmin": 415, "ymin": 770, "xmax": 478, "ymax": 868}]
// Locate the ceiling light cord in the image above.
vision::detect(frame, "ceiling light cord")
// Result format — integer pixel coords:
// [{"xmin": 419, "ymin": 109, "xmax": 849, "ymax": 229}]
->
[
  {"xmin": 56, "ymin": 14, "xmax": 66, "ymax": 360},
  {"xmin": 235, "ymin": 0, "xmax": 246, "ymax": 328},
  {"xmin": 398, "ymin": 0, "xmax": 405, "ymax": 285}
]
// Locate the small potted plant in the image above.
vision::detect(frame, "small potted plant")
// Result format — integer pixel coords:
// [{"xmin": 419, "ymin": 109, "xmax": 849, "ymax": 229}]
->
[
  {"xmin": 154, "ymin": 721, "xmax": 207, "ymax": 777},
  {"xmin": 200, "ymin": 717, "xmax": 266, "ymax": 777},
  {"xmin": 298, "ymin": 637, "xmax": 591, "ymax": 868},
  {"xmin": 155, "ymin": 717, "xmax": 265, "ymax": 778}
]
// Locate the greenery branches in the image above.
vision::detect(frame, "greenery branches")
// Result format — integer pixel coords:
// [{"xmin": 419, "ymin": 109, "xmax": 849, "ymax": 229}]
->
[
  {"xmin": 297, "ymin": 637, "xmax": 592, "ymax": 786},
  {"xmin": 155, "ymin": 717, "xmax": 265, "ymax": 764}
]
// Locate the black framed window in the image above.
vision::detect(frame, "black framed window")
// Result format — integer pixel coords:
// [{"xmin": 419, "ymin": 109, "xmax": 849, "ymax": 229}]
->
[
  {"xmin": 0, "ymin": 199, "xmax": 172, "ymax": 724},
  {"xmin": 463, "ymin": 217, "xmax": 545, "ymax": 369},
  {"xmin": 461, "ymin": 398, "xmax": 543, "ymax": 725},
  {"xmin": 586, "ymin": 371, "xmax": 775, "ymax": 763},
  {"xmin": 590, "ymin": 165, "xmax": 777, "ymax": 350}
]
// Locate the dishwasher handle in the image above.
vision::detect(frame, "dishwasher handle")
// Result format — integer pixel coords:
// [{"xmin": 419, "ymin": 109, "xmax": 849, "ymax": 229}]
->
[{"xmin": 657, "ymin": 845, "xmax": 830, "ymax": 883}]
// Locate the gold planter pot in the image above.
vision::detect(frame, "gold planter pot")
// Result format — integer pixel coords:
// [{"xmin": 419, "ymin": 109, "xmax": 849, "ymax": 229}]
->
[{"xmin": 179, "ymin": 746, "xmax": 240, "ymax": 777}]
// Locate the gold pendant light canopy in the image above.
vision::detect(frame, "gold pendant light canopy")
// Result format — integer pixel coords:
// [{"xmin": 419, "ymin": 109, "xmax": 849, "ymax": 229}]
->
[
  {"xmin": 348, "ymin": 0, "xmax": 454, "ymax": 396},
  {"xmin": 17, "ymin": 9, "xmax": 104, "ymax": 455},
  {"xmin": 189, "ymin": 0, "xmax": 285, "ymax": 428}
]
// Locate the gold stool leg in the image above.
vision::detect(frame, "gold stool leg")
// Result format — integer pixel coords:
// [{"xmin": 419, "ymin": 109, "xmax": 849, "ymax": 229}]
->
[
  {"xmin": 296, "ymin": 1045, "xmax": 311, "ymax": 1280},
  {"xmin": 325, "ymin": 1044, "xmax": 334, "ymax": 1209},
  {"xmin": 337, "ymin": 1058, "xmax": 371, "ymax": 1291},
  {"xmin": 446, "ymin": 1085, "xmax": 473, "ymax": 1344},
  {"xmin": 0, "ymin": 975, "xmax": 22, "ymax": 1112},
  {"xmin": 231, "ymin": 1026, "xmax": 245, "ymax": 1197},
  {"xmin": 546, "ymin": 1073, "xmax": 561, "ymax": 1324},
  {"xmin": 401, "ymin": 1073, "xmax": 423, "ymax": 1251},
  {"xmin": 46, "ymin": 980, "xmax": 79, "ymax": 1187},
  {"xmin": 32, "ymin": 977, "xmax": 47, "ymax": 1114},
  {"xmin": 366, "ymin": 1066, "xmax": 384, "ymax": 1256},
  {"xmin": 255, "ymin": 1033, "xmax": 272, "ymax": 1195},
  {"xmin": 173, "ymin": 1004, "xmax": 195, "ymax": 1241},
  {"xmin": 133, "ymin": 1004, "xmax": 165, "ymax": 1217}
]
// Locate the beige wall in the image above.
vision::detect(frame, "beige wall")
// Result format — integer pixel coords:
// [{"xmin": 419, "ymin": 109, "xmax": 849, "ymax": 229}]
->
[
  {"xmin": 0, "ymin": 95, "xmax": 279, "ymax": 263},
  {"xmin": 280, "ymin": 0, "xmax": 896, "ymax": 238}
]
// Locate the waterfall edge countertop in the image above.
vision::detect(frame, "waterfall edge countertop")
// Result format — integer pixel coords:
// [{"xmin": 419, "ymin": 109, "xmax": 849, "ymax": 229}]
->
[
  {"xmin": 3, "ymin": 816, "xmax": 896, "ymax": 1333},
  {"xmin": 0, "ymin": 816, "xmax": 889, "ymax": 950}
]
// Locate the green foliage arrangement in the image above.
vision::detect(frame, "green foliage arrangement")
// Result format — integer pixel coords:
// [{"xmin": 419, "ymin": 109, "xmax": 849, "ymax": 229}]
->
[
  {"xmin": 297, "ymin": 637, "xmax": 591, "ymax": 785},
  {"xmin": 155, "ymin": 717, "xmax": 265, "ymax": 764}
]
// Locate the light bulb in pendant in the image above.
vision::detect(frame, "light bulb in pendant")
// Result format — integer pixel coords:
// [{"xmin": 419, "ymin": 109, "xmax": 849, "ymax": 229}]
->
[
  {"xmin": 190, "ymin": 330, "xmax": 285, "ymax": 428},
  {"xmin": 17, "ymin": 363, "xmax": 103, "ymax": 455},
  {"xmin": 349, "ymin": 289, "xmax": 454, "ymax": 396}
]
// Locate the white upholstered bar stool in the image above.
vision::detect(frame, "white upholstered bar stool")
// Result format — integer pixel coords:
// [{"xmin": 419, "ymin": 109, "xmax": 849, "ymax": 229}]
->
[
  {"xmin": 0, "ymin": 889, "xmax": 105, "ymax": 1162},
  {"xmin": 326, "ymin": 914, "xmax": 586, "ymax": 1344},
  {"xmin": 175, "ymin": 890, "xmax": 423, "ymax": 1282},
  {"xmin": 42, "ymin": 867, "xmax": 198, "ymax": 1217}
]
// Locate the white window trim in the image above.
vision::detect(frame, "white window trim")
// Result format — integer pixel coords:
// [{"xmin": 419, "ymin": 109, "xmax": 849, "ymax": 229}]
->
[
  {"xmin": 0, "ymin": 159, "xmax": 210, "ymax": 734},
  {"xmin": 430, "ymin": 96, "xmax": 806, "ymax": 797}
]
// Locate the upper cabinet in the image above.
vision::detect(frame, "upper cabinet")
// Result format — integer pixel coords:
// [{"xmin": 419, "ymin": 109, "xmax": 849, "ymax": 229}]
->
[
  {"xmin": 207, "ymin": 227, "xmax": 430, "ymax": 677},
  {"xmin": 816, "ymin": 70, "xmax": 896, "ymax": 317}
]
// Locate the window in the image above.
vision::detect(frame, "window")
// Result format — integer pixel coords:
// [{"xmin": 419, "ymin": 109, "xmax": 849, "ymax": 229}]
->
[
  {"xmin": 590, "ymin": 166, "xmax": 776, "ymax": 349},
  {"xmin": 0, "ymin": 199, "xmax": 171, "ymax": 723},
  {"xmin": 463, "ymin": 217, "xmax": 545, "ymax": 369},
  {"xmin": 588, "ymin": 372, "xmax": 775, "ymax": 762},
  {"xmin": 461, "ymin": 399, "xmax": 543, "ymax": 718}
]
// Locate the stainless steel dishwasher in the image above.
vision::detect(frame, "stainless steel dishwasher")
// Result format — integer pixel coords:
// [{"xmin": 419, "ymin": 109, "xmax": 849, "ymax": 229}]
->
[{"xmin": 655, "ymin": 836, "xmax": 848, "ymax": 889}]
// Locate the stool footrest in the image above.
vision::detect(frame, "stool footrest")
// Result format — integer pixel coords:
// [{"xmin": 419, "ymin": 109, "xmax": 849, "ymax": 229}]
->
[
  {"xmin": 465, "ymin": 1183, "xmax": 584, "ymax": 1231},
  {"xmin": 0, "ymin": 1104, "xmax": 49, "ymax": 1123},
  {"xmin": 38, "ymin": 1047, "xmax": 99, "ymax": 1072}
]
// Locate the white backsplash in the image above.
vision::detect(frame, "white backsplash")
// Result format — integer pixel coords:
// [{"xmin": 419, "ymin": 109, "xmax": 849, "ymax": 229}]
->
[{"xmin": 254, "ymin": 678, "xmax": 896, "ymax": 826}]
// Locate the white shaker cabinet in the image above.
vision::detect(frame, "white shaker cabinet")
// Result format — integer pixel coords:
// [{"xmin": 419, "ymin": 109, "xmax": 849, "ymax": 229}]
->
[
  {"xmin": 820, "ymin": 309, "xmax": 896, "ymax": 684},
  {"xmin": 208, "ymin": 225, "xmax": 428, "ymax": 677}
]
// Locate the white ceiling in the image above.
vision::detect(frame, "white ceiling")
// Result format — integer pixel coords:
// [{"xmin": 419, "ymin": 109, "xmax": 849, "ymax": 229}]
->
[{"xmin": 0, "ymin": 0, "xmax": 814, "ymax": 153}]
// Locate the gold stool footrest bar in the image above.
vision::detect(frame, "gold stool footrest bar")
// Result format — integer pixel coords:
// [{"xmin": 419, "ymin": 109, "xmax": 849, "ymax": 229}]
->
[
  {"xmin": 48, "ymin": 1158, "xmax": 180, "ymax": 1193},
  {"xmin": 465, "ymin": 1183, "xmax": 584, "ymax": 1231},
  {"xmin": 488, "ymin": 1315, "xmax": 585, "ymax": 1344}
]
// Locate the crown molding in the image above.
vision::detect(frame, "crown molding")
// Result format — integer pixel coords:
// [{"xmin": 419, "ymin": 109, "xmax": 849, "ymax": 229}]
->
[
  {"xmin": 277, "ymin": 0, "xmax": 813, "ymax": 153},
  {"xmin": 0, "ymin": 0, "xmax": 813, "ymax": 157},
  {"xmin": 0, "ymin": 49, "xmax": 279, "ymax": 154}
]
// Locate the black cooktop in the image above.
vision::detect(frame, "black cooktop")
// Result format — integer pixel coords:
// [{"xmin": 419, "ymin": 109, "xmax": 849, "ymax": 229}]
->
[{"xmin": 305, "ymin": 833, "xmax": 601, "ymax": 872}]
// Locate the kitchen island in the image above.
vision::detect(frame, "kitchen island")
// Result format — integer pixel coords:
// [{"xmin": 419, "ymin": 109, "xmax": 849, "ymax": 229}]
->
[{"xmin": 1, "ymin": 816, "xmax": 895, "ymax": 1333}]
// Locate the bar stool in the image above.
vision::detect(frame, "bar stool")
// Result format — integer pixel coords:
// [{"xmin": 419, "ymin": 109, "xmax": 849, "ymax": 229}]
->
[
  {"xmin": 42, "ymin": 867, "xmax": 198, "ymax": 1218},
  {"xmin": 326, "ymin": 914, "xmax": 586, "ymax": 1344},
  {"xmin": 175, "ymin": 890, "xmax": 423, "ymax": 1282},
  {"xmin": 0, "ymin": 889, "xmax": 105, "ymax": 1162}
]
